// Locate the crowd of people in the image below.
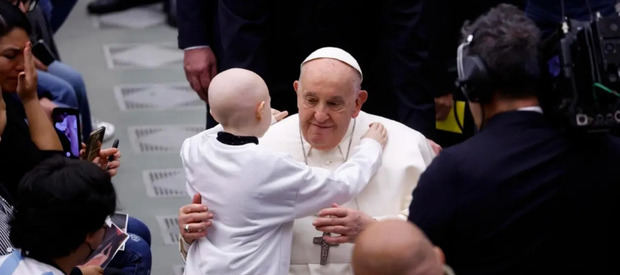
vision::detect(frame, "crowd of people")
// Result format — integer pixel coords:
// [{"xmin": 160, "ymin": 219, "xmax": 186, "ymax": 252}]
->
[
  {"xmin": 0, "ymin": 1, "xmax": 150, "ymax": 274},
  {"xmin": 0, "ymin": 0, "xmax": 619, "ymax": 275}
]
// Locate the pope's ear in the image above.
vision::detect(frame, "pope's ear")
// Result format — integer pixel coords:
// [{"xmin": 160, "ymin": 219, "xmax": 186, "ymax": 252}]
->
[
  {"xmin": 293, "ymin": 80, "xmax": 300, "ymax": 94},
  {"xmin": 352, "ymin": 90, "xmax": 368, "ymax": 118}
]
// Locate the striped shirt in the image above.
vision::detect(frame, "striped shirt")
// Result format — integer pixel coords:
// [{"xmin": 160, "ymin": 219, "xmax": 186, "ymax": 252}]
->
[
  {"xmin": 0, "ymin": 195, "xmax": 13, "ymax": 256},
  {"xmin": 0, "ymin": 250, "xmax": 63, "ymax": 275}
]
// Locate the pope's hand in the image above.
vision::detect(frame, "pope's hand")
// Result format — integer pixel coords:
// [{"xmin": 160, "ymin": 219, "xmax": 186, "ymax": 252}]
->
[
  {"xmin": 312, "ymin": 203, "xmax": 376, "ymax": 244},
  {"xmin": 183, "ymin": 47, "xmax": 217, "ymax": 103},
  {"xmin": 362, "ymin": 122, "xmax": 388, "ymax": 148},
  {"xmin": 178, "ymin": 194, "xmax": 214, "ymax": 244},
  {"xmin": 16, "ymin": 42, "xmax": 38, "ymax": 102}
]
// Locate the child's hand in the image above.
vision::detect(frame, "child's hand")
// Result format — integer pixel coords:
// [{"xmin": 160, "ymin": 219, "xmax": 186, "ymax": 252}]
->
[
  {"xmin": 362, "ymin": 122, "xmax": 388, "ymax": 148},
  {"xmin": 271, "ymin": 108, "xmax": 289, "ymax": 123}
]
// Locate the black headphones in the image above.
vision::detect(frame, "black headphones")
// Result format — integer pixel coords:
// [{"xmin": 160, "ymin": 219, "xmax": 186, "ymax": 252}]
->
[{"xmin": 456, "ymin": 34, "xmax": 494, "ymax": 103}]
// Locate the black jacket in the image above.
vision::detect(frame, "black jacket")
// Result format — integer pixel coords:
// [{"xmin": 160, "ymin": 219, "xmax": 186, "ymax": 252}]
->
[{"xmin": 409, "ymin": 111, "xmax": 620, "ymax": 275}]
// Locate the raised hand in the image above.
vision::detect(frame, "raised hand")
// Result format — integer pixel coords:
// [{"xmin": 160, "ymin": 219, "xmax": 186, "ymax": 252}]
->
[{"xmin": 16, "ymin": 42, "xmax": 38, "ymax": 102}]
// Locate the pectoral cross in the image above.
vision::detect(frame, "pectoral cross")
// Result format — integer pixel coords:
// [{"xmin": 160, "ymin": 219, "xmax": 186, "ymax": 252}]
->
[{"xmin": 313, "ymin": 232, "xmax": 338, "ymax": 265}]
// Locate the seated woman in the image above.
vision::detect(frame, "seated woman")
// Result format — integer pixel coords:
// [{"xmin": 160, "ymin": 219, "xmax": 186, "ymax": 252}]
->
[
  {"xmin": 0, "ymin": 2, "xmax": 150, "ymax": 274},
  {"xmin": 6, "ymin": 0, "xmax": 115, "ymax": 141},
  {"xmin": 0, "ymin": 157, "xmax": 116, "ymax": 274}
]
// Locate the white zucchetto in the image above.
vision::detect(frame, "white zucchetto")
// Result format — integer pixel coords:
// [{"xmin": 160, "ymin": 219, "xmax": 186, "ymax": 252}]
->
[{"xmin": 301, "ymin": 47, "xmax": 363, "ymax": 82}]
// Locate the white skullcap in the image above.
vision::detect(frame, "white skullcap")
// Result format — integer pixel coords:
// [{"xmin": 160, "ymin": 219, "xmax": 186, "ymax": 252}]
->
[{"xmin": 301, "ymin": 47, "xmax": 363, "ymax": 82}]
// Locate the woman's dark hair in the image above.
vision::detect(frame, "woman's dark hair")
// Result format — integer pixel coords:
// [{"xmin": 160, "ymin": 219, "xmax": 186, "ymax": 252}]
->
[
  {"xmin": 0, "ymin": 0, "xmax": 31, "ymax": 36},
  {"xmin": 461, "ymin": 4, "xmax": 541, "ymax": 98},
  {"xmin": 9, "ymin": 156, "xmax": 116, "ymax": 261}
]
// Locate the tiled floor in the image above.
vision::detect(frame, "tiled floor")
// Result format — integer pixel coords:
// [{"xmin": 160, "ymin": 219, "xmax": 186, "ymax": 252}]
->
[{"xmin": 55, "ymin": 2, "xmax": 203, "ymax": 274}]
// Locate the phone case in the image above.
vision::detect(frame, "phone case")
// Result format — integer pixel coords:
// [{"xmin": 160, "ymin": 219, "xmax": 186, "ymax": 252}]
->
[{"xmin": 86, "ymin": 127, "xmax": 106, "ymax": 162}]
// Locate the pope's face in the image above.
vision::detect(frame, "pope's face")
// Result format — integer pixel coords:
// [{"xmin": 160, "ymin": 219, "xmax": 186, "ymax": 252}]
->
[{"xmin": 294, "ymin": 59, "xmax": 367, "ymax": 150}]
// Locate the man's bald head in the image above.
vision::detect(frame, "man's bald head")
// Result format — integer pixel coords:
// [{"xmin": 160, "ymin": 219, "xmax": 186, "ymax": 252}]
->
[
  {"xmin": 353, "ymin": 220, "xmax": 444, "ymax": 275},
  {"xmin": 208, "ymin": 68, "xmax": 271, "ymax": 134}
]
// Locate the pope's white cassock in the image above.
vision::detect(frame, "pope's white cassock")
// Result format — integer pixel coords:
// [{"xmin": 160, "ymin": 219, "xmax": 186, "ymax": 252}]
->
[{"xmin": 260, "ymin": 110, "xmax": 435, "ymax": 275}]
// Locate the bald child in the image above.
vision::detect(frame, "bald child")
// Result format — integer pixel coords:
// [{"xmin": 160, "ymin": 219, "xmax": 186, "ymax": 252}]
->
[
  {"xmin": 353, "ymin": 220, "xmax": 451, "ymax": 275},
  {"xmin": 180, "ymin": 68, "xmax": 388, "ymax": 275}
]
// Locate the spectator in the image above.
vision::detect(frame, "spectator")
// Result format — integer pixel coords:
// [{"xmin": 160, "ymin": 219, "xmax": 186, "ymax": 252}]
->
[
  {"xmin": 0, "ymin": 157, "xmax": 115, "ymax": 275},
  {"xmin": 0, "ymin": 0, "xmax": 63, "ymax": 198},
  {"xmin": 0, "ymin": 4, "xmax": 150, "ymax": 273},
  {"xmin": 6, "ymin": 0, "xmax": 115, "ymax": 141}
]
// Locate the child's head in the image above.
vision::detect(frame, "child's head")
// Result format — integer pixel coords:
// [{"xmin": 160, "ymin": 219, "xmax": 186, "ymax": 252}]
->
[{"xmin": 208, "ymin": 68, "xmax": 271, "ymax": 137}]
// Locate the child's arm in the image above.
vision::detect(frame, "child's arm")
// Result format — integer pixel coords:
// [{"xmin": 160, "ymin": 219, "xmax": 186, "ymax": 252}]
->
[{"xmin": 289, "ymin": 123, "xmax": 387, "ymax": 218}]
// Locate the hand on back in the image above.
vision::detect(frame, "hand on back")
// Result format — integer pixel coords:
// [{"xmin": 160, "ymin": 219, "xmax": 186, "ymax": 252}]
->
[
  {"xmin": 362, "ymin": 122, "xmax": 388, "ymax": 148},
  {"xmin": 179, "ymin": 194, "xmax": 214, "ymax": 244}
]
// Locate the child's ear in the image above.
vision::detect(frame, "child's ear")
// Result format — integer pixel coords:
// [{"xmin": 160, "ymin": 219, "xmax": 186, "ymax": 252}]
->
[{"xmin": 256, "ymin": 101, "xmax": 266, "ymax": 120}]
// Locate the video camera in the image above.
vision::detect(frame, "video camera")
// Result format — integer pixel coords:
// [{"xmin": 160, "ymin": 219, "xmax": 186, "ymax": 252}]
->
[{"xmin": 547, "ymin": 12, "xmax": 620, "ymax": 132}]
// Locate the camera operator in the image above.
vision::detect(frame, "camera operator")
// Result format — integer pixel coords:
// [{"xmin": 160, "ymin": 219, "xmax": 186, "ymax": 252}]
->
[{"xmin": 408, "ymin": 4, "xmax": 619, "ymax": 275}]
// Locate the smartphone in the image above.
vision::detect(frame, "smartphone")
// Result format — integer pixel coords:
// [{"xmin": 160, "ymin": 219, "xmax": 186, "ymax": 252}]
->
[
  {"xmin": 32, "ymin": 39, "xmax": 57, "ymax": 66},
  {"xmin": 52, "ymin": 107, "xmax": 82, "ymax": 159},
  {"xmin": 85, "ymin": 127, "xmax": 106, "ymax": 162}
]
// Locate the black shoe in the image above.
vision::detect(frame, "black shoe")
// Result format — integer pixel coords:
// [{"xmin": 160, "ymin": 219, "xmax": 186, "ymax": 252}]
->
[{"xmin": 87, "ymin": 0, "xmax": 162, "ymax": 15}]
